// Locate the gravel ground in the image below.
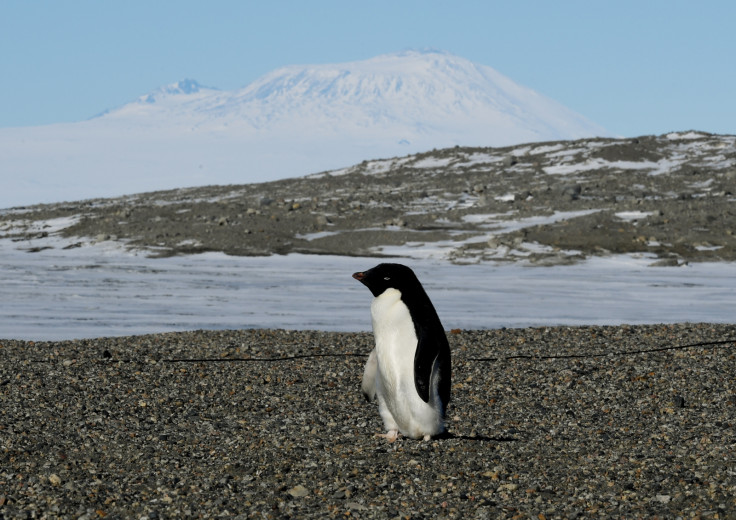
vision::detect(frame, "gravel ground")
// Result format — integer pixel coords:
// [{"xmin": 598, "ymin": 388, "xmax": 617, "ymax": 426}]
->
[{"xmin": 2, "ymin": 324, "xmax": 735, "ymax": 518}]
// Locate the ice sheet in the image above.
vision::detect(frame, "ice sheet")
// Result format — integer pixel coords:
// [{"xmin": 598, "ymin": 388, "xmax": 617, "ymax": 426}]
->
[{"xmin": 1, "ymin": 240, "xmax": 734, "ymax": 341}]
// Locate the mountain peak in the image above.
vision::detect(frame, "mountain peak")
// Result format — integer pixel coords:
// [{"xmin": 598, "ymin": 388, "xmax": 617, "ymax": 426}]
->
[
  {"xmin": 167, "ymin": 78, "xmax": 205, "ymax": 95},
  {"xmin": 223, "ymin": 50, "xmax": 606, "ymax": 143},
  {"xmin": 141, "ymin": 79, "xmax": 216, "ymax": 104},
  {"xmin": 96, "ymin": 50, "xmax": 607, "ymax": 148}
]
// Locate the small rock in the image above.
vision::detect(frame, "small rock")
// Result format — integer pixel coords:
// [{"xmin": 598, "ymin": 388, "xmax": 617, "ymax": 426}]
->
[
  {"xmin": 315, "ymin": 215, "xmax": 330, "ymax": 227},
  {"xmin": 48, "ymin": 473, "xmax": 62, "ymax": 486},
  {"xmin": 288, "ymin": 485, "xmax": 309, "ymax": 497},
  {"xmin": 559, "ymin": 184, "xmax": 582, "ymax": 200},
  {"xmin": 649, "ymin": 257, "xmax": 681, "ymax": 267}
]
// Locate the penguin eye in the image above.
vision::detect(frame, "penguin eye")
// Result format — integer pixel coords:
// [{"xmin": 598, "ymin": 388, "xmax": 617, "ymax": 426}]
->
[{"xmin": 383, "ymin": 277, "xmax": 391, "ymax": 281}]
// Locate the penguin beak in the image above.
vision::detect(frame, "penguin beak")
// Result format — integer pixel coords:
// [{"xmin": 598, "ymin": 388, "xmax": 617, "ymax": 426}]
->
[{"xmin": 352, "ymin": 271, "xmax": 366, "ymax": 282}]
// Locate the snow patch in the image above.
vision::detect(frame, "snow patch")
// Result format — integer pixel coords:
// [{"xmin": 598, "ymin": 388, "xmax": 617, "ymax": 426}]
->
[
  {"xmin": 462, "ymin": 210, "xmax": 601, "ymax": 233},
  {"xmin": 410, "ymin": 156, "xmax": 455, "ymax": 169},
  {"xmin": 666, "ymin": 131, "xmax": 709, "ymax": 140},
  {"xmin": 615, "ymin": 211, "xmax": 655, "ymax": 221},
  {"xmin": 458, "ymin": 152, "xmax": 504, "ymax": 168}
]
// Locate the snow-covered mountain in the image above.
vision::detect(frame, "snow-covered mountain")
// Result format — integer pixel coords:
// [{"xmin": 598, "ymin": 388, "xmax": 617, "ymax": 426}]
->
[{"xmin": 0, "ymin": 50, "xmax": 608, "ymax": 208}]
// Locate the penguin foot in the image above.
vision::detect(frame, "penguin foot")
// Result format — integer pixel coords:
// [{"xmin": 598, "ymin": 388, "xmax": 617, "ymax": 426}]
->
[
  {"xmin": 376, "ymin": 430, "xmax": 399, "ymax": 442},
  {"xmin": 423, "ymin": 434, "xmax": 431, "ymax": 441}
]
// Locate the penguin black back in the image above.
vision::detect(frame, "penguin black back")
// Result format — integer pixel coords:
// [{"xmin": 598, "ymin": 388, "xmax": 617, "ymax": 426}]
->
[{"xmin": 353, "ymin": 263, "xmax": 451, "ymax": 406}]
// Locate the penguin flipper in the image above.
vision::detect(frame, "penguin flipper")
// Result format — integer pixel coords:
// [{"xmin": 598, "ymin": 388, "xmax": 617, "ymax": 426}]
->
[
  {"xmin": 361, "ymin": 349, "xmax": 378, "ymax": 402},
  {"xmin": 413, "ymin": 328, "xmax": 450, "ymax": 404}
]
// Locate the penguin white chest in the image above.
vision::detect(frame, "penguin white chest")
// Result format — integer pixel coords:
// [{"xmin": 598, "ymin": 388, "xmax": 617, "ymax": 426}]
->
[{"xmin": 370, "ymin": 288, "xmax": 418, "ymax": 388}]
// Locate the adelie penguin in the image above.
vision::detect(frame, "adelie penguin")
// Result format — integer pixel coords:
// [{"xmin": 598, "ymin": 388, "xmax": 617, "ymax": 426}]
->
[{"xmin": 353, "ymin": 263, "xmax": 451, "ymax": 441}]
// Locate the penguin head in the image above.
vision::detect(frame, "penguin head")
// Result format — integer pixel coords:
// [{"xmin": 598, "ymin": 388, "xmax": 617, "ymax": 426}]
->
[{"xmin": 352, "ymin": 263, "xmax": 421, "ymax": 298}]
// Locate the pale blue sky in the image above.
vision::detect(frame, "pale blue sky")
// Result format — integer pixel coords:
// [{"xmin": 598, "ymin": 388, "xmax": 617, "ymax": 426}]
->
[{"xmin": 1, "ymin": 1, "xmax": 734, "ymax": 137}]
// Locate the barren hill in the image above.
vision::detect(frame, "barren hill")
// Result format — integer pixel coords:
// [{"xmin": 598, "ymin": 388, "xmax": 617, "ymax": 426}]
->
[{"xmin": 3, "ymin": 131, "xmax": 735, "ymax": 265}]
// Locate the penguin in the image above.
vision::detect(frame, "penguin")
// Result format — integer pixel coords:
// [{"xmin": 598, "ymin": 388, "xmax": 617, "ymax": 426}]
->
[{"xmin": 352, "ymin": 263, "xmax": 451, "ymax": 441}]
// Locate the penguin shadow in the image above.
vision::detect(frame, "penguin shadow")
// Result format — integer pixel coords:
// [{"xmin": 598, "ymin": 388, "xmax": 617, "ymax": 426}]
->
[{"xmin": 435, "ymin": 431, "xmax": 518, "ymax": 443}]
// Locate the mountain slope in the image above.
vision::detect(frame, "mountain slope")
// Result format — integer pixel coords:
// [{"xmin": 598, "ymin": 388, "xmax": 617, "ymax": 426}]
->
[{"xmin": 0, "ymin": 50, "xmax": 608, "ymax": 209}]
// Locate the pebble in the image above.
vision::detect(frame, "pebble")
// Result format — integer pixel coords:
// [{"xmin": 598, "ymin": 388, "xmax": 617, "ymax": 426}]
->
[{"xmin": 288, "ymin": 485, "xmax": 309, "ymax": 497}]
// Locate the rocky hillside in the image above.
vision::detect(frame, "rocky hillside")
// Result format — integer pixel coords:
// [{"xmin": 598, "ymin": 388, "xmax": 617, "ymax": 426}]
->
[{"xmin": 2, "ymin": 131, "xmax": 735, "ymax": 265}]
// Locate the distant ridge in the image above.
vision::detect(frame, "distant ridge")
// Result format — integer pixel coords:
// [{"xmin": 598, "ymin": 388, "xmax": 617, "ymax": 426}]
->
[{"xmin": 0, "ymin": 50, "xmax": 608, "ymax": 208}]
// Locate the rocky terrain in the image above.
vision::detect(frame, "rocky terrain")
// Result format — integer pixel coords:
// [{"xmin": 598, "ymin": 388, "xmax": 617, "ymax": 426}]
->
[
  {"xmin": 2, "ymin": 131, "xmax": 735, "ymax": 265},
  {"xmin": 1, "ymin": 324, "xmax": 735, "ymax": 518}
]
